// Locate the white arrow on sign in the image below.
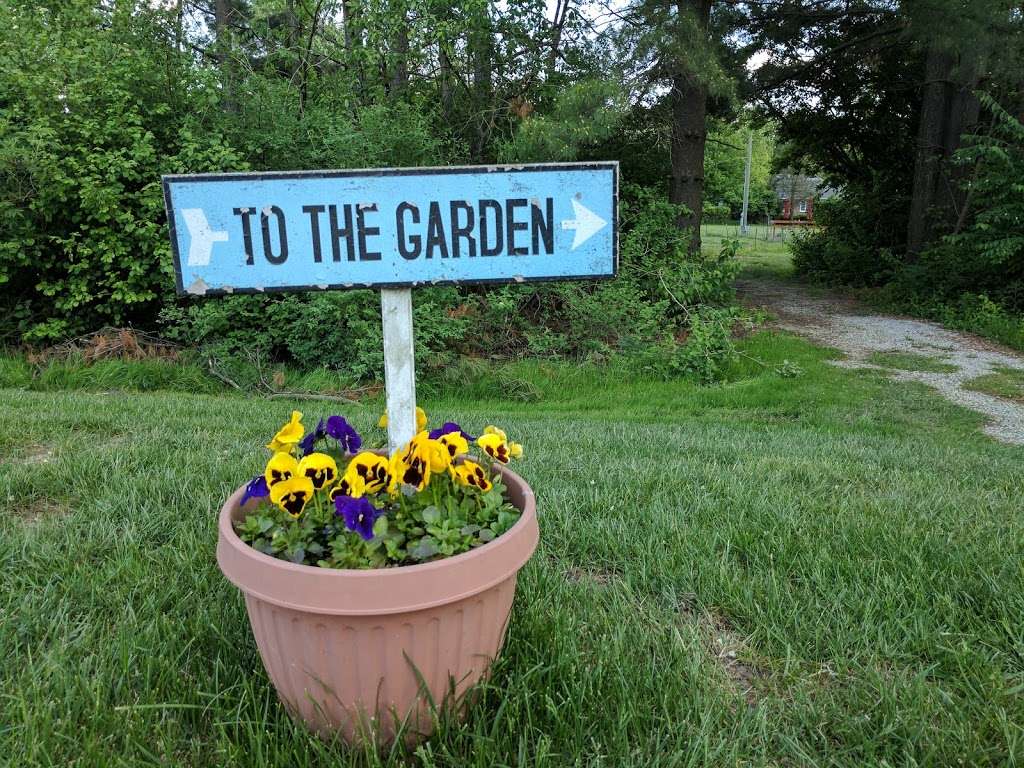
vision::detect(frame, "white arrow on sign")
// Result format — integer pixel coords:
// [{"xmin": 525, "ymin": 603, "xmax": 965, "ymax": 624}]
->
[
  {"xmin": 560, "ymin": 199, "xmax": 608, "ymax": 251},
  {"xmin": 182, "ymin": 208, "xmax": 229, "ymax": 266}
]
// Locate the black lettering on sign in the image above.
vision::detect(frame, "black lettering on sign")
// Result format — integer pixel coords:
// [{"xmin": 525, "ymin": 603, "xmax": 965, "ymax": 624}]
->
[
  {"xmin": 260, "ymin": 205, "xmax": 288, "ymax": 265},
  {"xmin": 329, "ymin": 204, "xmax": 356, "ymax": 262},
  {"xmin": 396, "ymin": 202, "xmax": 421, "ymax": 260},
  {"xmin": 450, "ymin": 201, "xmax": 475, "ymax": 258},
  {"xmin": 426, "ymin": 201, "xmax": 449, "ymax": 259},
  {"xmin": 233, "ymin": 207, "xmax": 256, "ymax": 265},
  {"xmin": 357, "ymin": 204, "xmax": 381, "ymax": 261},
  {"xmin": 532, "ymin": 198, "xmax": 554, "ymax": 255},
  {"xmin": 302, "ymin": 205, "xmax": 325, "ymax": 263},
  {"xmin": 479, "ymin": 199, "xmax": 503, "ymax": 257},
  {"xmin": 505, "ymin": 198, "xmax": 528, "ymax": 256}
]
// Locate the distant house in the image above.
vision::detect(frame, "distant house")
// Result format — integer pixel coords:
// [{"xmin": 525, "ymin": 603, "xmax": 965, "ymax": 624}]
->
[{"xmin": 770, "ymin": 171, "xmax": 837, "ymax": 224}]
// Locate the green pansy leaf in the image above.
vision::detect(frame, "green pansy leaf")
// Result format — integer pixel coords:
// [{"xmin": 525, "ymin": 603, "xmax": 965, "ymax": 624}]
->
[{"xmin": 421, "ymin": 506, "xmax": 441, "ymax": 524}]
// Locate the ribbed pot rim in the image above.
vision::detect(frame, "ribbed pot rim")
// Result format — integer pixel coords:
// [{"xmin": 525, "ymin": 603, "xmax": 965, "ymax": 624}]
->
[{"xmin": 217, "ymin": 461, "xmax": 539, "ymax": 616}]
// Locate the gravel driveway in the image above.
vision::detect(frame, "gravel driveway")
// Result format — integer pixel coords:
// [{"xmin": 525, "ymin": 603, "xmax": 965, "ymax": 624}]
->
[{"xmin": 737, "ymin": 278, "xmax": 1024, "ymax": 445}]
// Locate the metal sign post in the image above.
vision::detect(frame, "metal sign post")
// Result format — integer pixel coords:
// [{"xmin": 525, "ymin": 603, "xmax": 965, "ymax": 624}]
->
[{"xmin": 162, "ymin": 163, "xmax": 619, "ymax": 451}]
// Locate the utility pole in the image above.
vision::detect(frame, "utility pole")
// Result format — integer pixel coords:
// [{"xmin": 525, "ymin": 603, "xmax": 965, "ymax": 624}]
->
[{"xmin": 739, "ymin": 130, "xmax": 753, "ymax": 235}]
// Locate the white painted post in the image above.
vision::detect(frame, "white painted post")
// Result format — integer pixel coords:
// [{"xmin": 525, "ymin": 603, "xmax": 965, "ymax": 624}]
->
[{"xmin": 380, "ymin": 288, "xmax": 417, "ymax": 455}]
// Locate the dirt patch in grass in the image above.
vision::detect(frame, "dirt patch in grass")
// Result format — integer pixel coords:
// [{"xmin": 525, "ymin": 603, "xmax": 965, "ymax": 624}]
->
[
  {"xmin": 867, "ymin": 351, "xmax": 959, "ymax": 374},
  {"xmin": 7, "ymin": 497, "xmax": 69, "ymax": 526},
  {"xmin": 678, "ymin": 596, "xmax": 764, "ymax": 707},
  {"xmin": 563, "ymin": 564, "xmax": 620, "ymax": 587},
  {"xmin": 21, "ymin": 444, "xmax": 55, "ymax": 465}
]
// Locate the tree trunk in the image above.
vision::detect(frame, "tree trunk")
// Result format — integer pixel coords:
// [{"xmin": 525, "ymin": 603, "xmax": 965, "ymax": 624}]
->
[
  {"xmin": 669, "ymin": 0, "xmax": 712, "ymax": 255},
  {"xmin": 213, "ymin": 0, "xmax": 238, "ymax": 112},
  {"xmin": 390, "ymin": 6, "xmax": 410, "ymax": 94},
  {"xmin": 469, "ymin": 12, "xmax": 494, "ymax": 161},
  {"xmin": 906, "ymin": 46, "xmax": 980, "ymax": 256}
]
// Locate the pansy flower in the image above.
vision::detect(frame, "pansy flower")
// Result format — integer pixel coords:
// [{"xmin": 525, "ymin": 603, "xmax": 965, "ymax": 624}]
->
[
  {"xmin": 297, "ymin": 452, "xmax": 338, "ymax": 490},
  {"xmin": 477, "ymin": 426, "xmax": 522, "ymax": 463},
  {"xmin": 240, "ymin": 474, "xmax": 270, "ymax": 506},
  {"xmin": 334, "ymin": 495, "xmax": 381, "ymax": 541},
  {"xmin": 428, "ymin": 422, "xmax": 475, "ymax": 441},
  {"xmin": 267, "ymin": 410, "xmax": 305, "ymax": 453},
  {"xmin": 429, "ymin": 422, "xmax": 473, "ymax": 458},
  {"xmin": 329, "ymin": 473, "xmax": 366, "ymax": 501},
  {"xmin": 264, "ymin": 452, "xmax": 299, "ymax": 487},
  {"xmin": 378, "ymin": 406, "xmax": 428, "ymax": 432},
  {"xmin": 390, "ymin": 432, "xmax": 450, "ymax": 491},
  {"xmin": 326, "ymin": 415, "xmax": 362, "ymax": 454},
  {"xmin": 298, "ymin": 418, "xmax": 326, "ymax": 456},
  {"xmin": 269, "ymin": 475, "xmax": 315, "ymax": 518},
  {"xmin": 451, "ymin": 460, "xmax": 493, "ymax": 492},
  {"xmin": 345, "ymin": 452, "xmax": 393, "ymax": 494}
]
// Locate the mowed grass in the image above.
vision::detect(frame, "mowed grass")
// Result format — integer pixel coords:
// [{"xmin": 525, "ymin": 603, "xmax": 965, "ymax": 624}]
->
[
  {"xmin": 867, "ymin": 351, "xmax": 960, "ymax": 374},
  {"xmin": 965, "ymin": 366, "xmax": 1024, "ymax": 403},
  {"xmin": 701, "ymin": 223, "xmax": 796, "ymax": 279},
  {"xmin": 2, "ymin": 331, "xmax": 1024, "ymax": 767}
]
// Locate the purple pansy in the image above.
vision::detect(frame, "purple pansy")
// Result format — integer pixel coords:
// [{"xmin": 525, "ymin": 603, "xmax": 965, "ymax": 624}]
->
[
  {"xmin": 326, "ymin": 415, "xmax": 362, "ymax": 454},
  {"xmin": 298, "ymin": 418, "xmax": 326, "ymax": 456},
  {"xmin": 428, "ymin": 422, "xmax": 475, "ymax": 441},
  {"xmin": 240, "ymin": 474, "xmax": 270, "ymax": 506},
  {"xmin": 334, "ymin": 495, "xmax": 381, "ymax": 541}
]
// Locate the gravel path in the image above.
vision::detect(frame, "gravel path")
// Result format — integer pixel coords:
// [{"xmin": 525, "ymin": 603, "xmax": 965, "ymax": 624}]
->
[{"xmin": 737, "ymin": 277, "xmax": 1024, "ymax": 445}]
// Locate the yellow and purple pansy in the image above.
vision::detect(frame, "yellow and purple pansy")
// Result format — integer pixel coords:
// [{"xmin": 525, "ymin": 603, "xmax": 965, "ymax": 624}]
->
[
  {"xmin": 297, "ymin": 452, "xmax": 338, "ymax": 490},
  {"xmin": 269, "ymin": 475, "xmax": 315, "ymax": 518},
  {"xmin": 429, "ymin": 422, "xmax": 473, "ymax": 458},
  {"xmin": 477, "ymin": 426, "xmax": 523, "ymax": 463},
  {"xmin": 390, "ymin": 432, "xmax": 450, "ymax": 491},
  {"xmin": 264, "ymin": 452, "xmax": 299, "ymax": 487},
  {"xmin": 345, "ymin": 452, "xmax": 393, "ymax": 494},
  {"xmin": 329, "ymin": 472, "xmax": 366, "ymax": 500},
  {"xmin": 451, "ymin": 460, "xmax": 493, "ymax": 492}
]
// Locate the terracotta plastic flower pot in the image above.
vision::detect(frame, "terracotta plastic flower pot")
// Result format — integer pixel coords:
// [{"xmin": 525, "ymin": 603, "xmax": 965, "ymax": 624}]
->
[{"xmin": 216, "ymin": 461, "xmax": 538, "ymax": 745}]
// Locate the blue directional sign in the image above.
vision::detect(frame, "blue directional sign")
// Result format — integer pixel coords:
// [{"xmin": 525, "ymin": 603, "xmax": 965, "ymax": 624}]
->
[{"xmin": 162, "ymin": 163, "xmax": 618, "ymax": 295}]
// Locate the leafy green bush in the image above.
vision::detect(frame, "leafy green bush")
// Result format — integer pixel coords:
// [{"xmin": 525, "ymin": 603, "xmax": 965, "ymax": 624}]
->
[
  {"xmin": 155, "ymin": 185, "xmax": 743, "ymax": 383},
  {"xmin": 0, "ymin": 2, "xmax": 247, "ymax": 343},
  {"xmin": 791, "ymin": 193, "xmax": 904, "ymax": 287}
]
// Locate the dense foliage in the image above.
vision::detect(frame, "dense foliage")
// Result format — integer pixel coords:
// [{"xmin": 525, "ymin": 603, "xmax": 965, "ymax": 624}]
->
[
  {"xmin": 0, "ymin": 0, "xmax": 754, "ymax": 381},
  {"xmin": 755, "ymin": 0, "xmax": 1024, "ymax": 344}
]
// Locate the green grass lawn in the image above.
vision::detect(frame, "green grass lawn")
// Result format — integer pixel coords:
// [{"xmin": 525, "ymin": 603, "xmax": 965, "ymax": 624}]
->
[
  {"xmin": 965, "ymin": 366, "xmax": 1024, "ymax": 403},
  {"xmin": 701, "ymin": 223, "xmax": 796, "ymax": 279},
  {"xmin": 3, "ymin": 331, "xmax": 1023, "ymax": 767},
  {"xmin": 867, "ymin": 351, "xmax": 960, "ymax": 374}
]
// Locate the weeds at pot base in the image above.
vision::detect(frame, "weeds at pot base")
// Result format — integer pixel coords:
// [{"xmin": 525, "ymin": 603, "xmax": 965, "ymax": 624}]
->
[{"xmin": 235, "ymin": 409, "xmax": 524, "ymax": 568}]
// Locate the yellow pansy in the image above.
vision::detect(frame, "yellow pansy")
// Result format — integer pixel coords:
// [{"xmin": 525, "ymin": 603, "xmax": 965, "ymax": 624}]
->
[
  {"xmin": 269, "ymin": 475, "xmax": 315, "ymax": 518},
  {"xmin": 264, "ymin": 452, "xmax": 299, "ymax": 487},
  {"xmin": 345, "ymin": 452, "xmax": 393, "ymax": 494},
  {"xmin": 297, "ymin": 452, "xmax": 338, "ymax": 490},
  {"xmin": 451, "ymin": 460, "xmax": 493, "ymax": 492},
  {"xmin": 267, "ymin": 410, "xmax": 304, "ymax": 453},
  {"xmin": 329, "ymin": 472, "xmax": 366, "ymax": 500},
  {"xmin": 378, "ymin": 406, "xmax": 428, "ymax": 432},
  {"xmin": 390, "ymin": 432, "xmax": 450, "ymax": 491},
  {"xmin": 477, "ymin": 430, "xmax": 522, "ymax": 463},
  {"xmin": 482, "ymin": 425, "xmax": 523, "ymax": 458},
  {"xmin": 437, "ymin": 431, "xmax": 470, "ymax": 459}
]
